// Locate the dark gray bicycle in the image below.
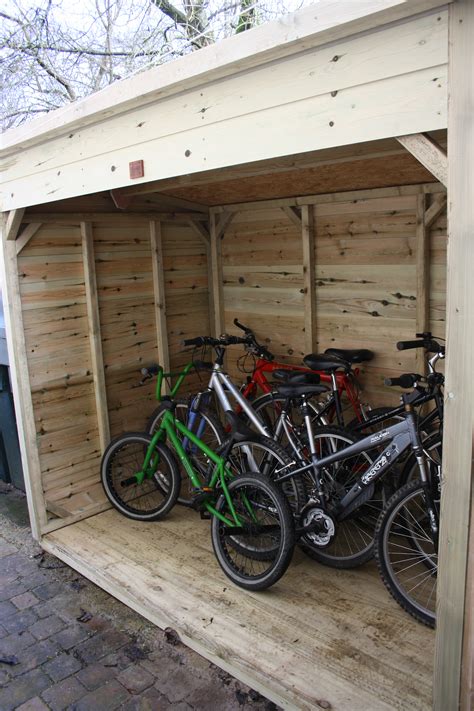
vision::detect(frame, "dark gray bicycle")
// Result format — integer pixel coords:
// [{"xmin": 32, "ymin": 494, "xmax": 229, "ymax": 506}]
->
[{"xmin": 271, "ymin": 375, "xmax": 440, "ymax": 627}]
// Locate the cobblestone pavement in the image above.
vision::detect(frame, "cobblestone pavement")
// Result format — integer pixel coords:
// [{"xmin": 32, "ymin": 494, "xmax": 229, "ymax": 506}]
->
[{"xmin": 0, "ymin": 484, "xmax": 278, "ymax": 711}]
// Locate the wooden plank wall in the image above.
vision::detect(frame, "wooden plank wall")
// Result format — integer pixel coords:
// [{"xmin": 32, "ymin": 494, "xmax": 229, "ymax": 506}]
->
[
  {"xmin": 221, "ymin": 187, "xmax": 447, "ymax": 407},
  {"xmin": 17, "ymin": 217, "xmax": 210, "ymax": 529},
  {"xmin": 17, "ymin": 224, "xmax": 103, "ymax": 518}
]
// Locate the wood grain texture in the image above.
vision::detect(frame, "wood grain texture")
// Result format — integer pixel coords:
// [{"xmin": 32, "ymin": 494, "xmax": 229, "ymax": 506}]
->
[
  {"xmin": 397, "ymin": 133, "xmax": 447, "ymax": 186},
  {"xmin": 43, "ymin": 507, "xmax": 434, "ymax": 711},
  {"xmin": 434, "ymin": 2, "xmax": 474, "ymax": 709}
]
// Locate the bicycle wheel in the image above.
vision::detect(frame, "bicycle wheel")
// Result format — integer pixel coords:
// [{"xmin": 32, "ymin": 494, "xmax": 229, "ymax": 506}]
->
[
  {"xmin": 147, "ymin": 398, "xmax": 225, "ymax": 506},
  {"xmin": 375, "ymin": 481, "xmax": 438, "ymax": 627},
  {"xmin": 101, "ymin": 433, "xmax": 180, "ymax": 521},
  {"xmin": 298, "ymin": 427, "xmax": 384, "ymax": 569},
  {"xmin": 222, "ymin": 435, "xmax": 306, "ymax": 514},
  {"xmin": 400, "ymin": 433, "xmax": 442, "ymax": 487},
  {"xmin": 211, "ymin": 472, "xmax": 295, "ymax": 590}
]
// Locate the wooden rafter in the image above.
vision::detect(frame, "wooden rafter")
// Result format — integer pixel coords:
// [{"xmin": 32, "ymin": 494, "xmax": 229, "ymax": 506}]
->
[
  {"xmin": 5, "ymin": 208, "xmax": 25, "ymax": 241},
  {"xmin": 282, "ymin": 206, "xmax": 302, "ymax": 228},
  {"xmin": 16, "ymin": 222, "xmax": 42, "ymax": 255},
  {"xmin": 397, "ymin": 133, "xmax": 447, "ymax": 187},
  {"xmin": 22, "ymin": 212, "xmax": 209, "ymax": 224}
]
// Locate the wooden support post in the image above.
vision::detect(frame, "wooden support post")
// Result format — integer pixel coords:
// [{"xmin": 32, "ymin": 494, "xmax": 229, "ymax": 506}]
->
[
  {"xmin": 424, "ymin": 193, "xmax": 447, "ymax": 230},
  {"xmin": 150, "ymin": 222, "xmax": 170, "ymax": 374},
  {"xmin": 209, "ymin": 213, "xmax": 225, "ymax": 337},
  {"xmin": 0, "ymin": 218, "xmax": 48, "ymax": 539},
  {"xmin": 397, "ymin": 134, "xmax": 448, "ymax": 187},
  {"xmin": 16, "ymin": 222, "xmax": 42, "ymax": 255},
  {"xmin": 301, "ymin": 205, "xmax": 316, "ymax": 355},
  {"xmin": 434, "ymin": 2, "xmax": 474, "ymax": 709},
  {"xmin": 415, "ymin": 194, "xmax": 429, "ymax": 374},
  {"xmin": 81, "ymin": 222, "xmax": 110, "ymax": 453},
  {"xmin": 5, "ymin": 208, "xmax": 25, "ymax": 241}
]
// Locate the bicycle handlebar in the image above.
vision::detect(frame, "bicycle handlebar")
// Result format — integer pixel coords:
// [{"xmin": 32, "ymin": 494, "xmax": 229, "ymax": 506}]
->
[
  {"xmin": 396, "ymin": 333, "xmax": 445, "ymax": 355},
  {"xmin": 384, "ymin": 373, "xmax": 421, "ymax": 388},
  {"xmin": 182, "ymin": 334, "xmax": 249, "ymax": 348}
]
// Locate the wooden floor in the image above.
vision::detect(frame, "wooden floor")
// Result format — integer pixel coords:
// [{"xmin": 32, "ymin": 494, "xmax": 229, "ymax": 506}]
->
[{"xmin": 43, "ymin": 507, "xmax": 434, "ymax": 710}]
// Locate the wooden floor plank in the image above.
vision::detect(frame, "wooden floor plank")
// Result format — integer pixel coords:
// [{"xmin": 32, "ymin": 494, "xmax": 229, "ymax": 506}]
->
[{"xmin": 43, "ymin": 507, "xmax": 433, "ymax": 711}]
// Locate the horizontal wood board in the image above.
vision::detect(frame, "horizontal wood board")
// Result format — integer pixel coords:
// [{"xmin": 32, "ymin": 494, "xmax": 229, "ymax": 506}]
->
[
  {"xmin": 221, "ymin": 187, "xmax": 446, "ymax": 407},
  {"xmin": 1, "ymin": 9, "xmax": 447, "ymax": 210},
  {"xmin": 43, "ymin": 507, "xmax": 434, "ymax": 711}
]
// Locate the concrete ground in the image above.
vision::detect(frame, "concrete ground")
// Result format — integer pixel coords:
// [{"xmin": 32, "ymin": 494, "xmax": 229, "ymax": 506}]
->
[{"xmin": 0, "ymin": 483, "xmax": 279, "ymax": 711}]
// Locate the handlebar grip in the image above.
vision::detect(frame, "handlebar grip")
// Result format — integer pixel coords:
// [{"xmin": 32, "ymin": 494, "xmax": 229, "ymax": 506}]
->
[
  {"xmin": 182, "ymin": 337, "xmax": 206, "ymax": 347},
  {"xmin": 384, "ymin": 373, "xmax": 421, "ymax": 388},
  {"xmin": 396, "ymin": 340, "xmax": 427, "ymax": 351}
]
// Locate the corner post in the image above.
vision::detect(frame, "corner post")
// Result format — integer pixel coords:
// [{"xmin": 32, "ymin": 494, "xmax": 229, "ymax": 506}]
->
[
  {"xmin": 434, "ymin": 2, "xmax": 474, "ymax": 708},
  {"xmin": 301, "ymin": 204, "xmax": 316, "ymax": 354},
  {"xmin": 0, "ymin": 217, "xmax": 48, "ymax": 539}
]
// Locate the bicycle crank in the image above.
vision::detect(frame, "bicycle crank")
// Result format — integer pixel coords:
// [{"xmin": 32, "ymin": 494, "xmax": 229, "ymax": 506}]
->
[{"xmin": 297, "ymin": 505, "xmax": 335, "ymax": 547}]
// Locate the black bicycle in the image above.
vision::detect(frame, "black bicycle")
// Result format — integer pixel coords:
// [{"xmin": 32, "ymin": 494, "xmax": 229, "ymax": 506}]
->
[{"xmin": 269, "ymin": 375, "xmax": 440, "ymax": 627}]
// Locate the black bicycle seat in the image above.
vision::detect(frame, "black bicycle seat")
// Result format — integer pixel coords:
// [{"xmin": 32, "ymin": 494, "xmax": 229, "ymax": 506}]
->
[
  {"xmin": 272, "ymin": 369, "xmax": 321, "ymax": 385},
  {"xmin": 275, "ymin": 384, "xmax": 328, "ymax": 398},
  {"xmin": 325, "ymin": 348, "xmax": 374, "ymax": 364},
  {"xmin": 225, "ymin": 411, "xmax": 256, "ymax": 442},
  {"xmin": 303, "ymin": 353, "xmax": 349, "ymax": 372}
]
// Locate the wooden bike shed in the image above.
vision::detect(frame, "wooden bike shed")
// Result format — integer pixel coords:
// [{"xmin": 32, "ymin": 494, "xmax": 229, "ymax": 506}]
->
[{"xmin": 0, "ymin": 1, "xmax": 472, "ymax": 708}]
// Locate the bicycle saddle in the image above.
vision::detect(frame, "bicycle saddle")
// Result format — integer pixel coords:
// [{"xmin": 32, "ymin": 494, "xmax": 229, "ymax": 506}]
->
[
  {"xmin": 325, "ymin": 348, "xmax": 374, "ymax": 364},
  {"xmin": 224, "ymin": 411, "xmax": 256, "ymax": 442},
  {"xmin": 272, "ymin": 369, "xmax": 321, "ymax": 385},
  {"xmin": 275, "ymin": 383, "xmax": 328, "ymax": 398},
  {"xmin": 303, "ymin": 353, "xmax": 350, "ymax": 372}
]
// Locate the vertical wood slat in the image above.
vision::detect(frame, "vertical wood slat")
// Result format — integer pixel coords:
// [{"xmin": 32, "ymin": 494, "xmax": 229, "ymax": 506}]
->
[
  {"xmin": 209, "ymin": 213, "xmax": 225, "ymax": 337},
  {"xmin": 434, "ymin": 2, "xmax": 474, "ymax": 709},
  {"xmin": 0, "ymin": 222, "xmax": 47, "ymax": 539},
  {"xmin": 301, "ymin": 204, "xmax": 316, "ymax": 354},
  {"xmin": 150, "ymin": 221, "xmax": 170, "ymax": 373},
  {"xmin": 81, "ymin": 222, "xmax": 110, "ymax": 453},
  {"xmin": 415, "ymin": 193, "xmax": 429, "ymax": 374}
]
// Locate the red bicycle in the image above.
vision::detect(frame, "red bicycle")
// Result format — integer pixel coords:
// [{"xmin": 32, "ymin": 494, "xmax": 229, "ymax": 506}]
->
[{"xmin": 231, "ymin": 318, "xmax": 375, "ymax": 427}]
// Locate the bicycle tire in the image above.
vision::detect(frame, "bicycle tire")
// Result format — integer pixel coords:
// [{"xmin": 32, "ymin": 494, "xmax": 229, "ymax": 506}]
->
[
  {"xmin": 251, "ymin": 392, "xmax": 329, "ymax": 444},
  {"xmin": 297, "ymin": 426, "xmax": 386, "ymax": 569},
  {"xmin": 147, "ymin": 398, "xmax": 225, "ymax": 506},
  {"xmin": 221, "ymin": 434, "xmax": 306, "ymax": 514},
  {"xmin": 211, "ymin": 472, "xmax": 295, "ymax": 590},
  {"xmin": 399, "ymin": 432, "xmax": 442, "ymax": 487},
  {"xmin": 101, "ymin": 433, "xmax": 180, "ymax": 521},
  {"xmin": 375, "ymin": 480, "xmax": 437, "ymax": 628}
]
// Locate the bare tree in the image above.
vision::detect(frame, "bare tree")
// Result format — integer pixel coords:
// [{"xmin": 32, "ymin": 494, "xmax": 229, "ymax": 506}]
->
[{"xmin": 0, "ymin": 0, "xmax": 309, "ymax": 131}]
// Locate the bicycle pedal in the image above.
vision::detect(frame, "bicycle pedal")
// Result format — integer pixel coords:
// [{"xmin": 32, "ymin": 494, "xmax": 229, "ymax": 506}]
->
[
  {"xmin": 191, "ymin": 487, "xmax": 213, "ymax": 511},
  {"xmin": 200, "ymin": 510, "xmax": 212, "ymax": 520}
]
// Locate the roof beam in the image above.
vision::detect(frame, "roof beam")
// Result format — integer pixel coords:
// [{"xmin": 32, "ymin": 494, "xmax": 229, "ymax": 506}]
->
[
  {"xmin": 397, "ymin": 133, "xmax": 447, "ymax": 186},
  {"xmin": 5, "ymin": 209, "xmax": 25, "ymax": 241},
  {"xmin": 16, "ymin": 222, "xmax": 42, "ymax": 255}
]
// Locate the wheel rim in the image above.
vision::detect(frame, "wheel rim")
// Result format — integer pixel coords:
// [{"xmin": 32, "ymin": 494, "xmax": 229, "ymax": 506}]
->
[
  {"xmin": 106, "ymin": 438, "xmax": 172, "ymax": 516},
  {"xmin": 382, "ymin": 488, "xmax": 437, "ymax": 620}
]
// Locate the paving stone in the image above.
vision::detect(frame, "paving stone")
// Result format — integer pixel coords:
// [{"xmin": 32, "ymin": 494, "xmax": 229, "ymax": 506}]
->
[
  {"xmin": 0, "ymin": 623, "xmax": 7, "ymax": 639},
  {"xmin": 0, "ymin": 667, "xmax": 51, "ymax": 711},
  {"xmin": 0, "ymin": 599, "xmax": 17, "ymax": 620},
  {"xmin": 43, "ymin": 651, "xmax": 82, "ymax": 683},
  {"xmin": 75, "ymin": 662, "xmax": 119, "ymax": 691},
  {"xmin": 41, "ymin": 676, "xmax": 87, "ymax": 711},
  {"xmin": 101, "ymin": 649, "xmax": 134, "ymax": 672},
  {"xmin": 51, "ymin": 624, "xmax": 92, "ymax": 651},
  {"xmin": 120, "ymin": 687, "xmax": 168, "ymax": 711},
  {"xmin": 8, "ymin": 638, "xmax": 60, "ymax": 678},
  {"xmin": 11, "ymin": 592, "xmax": 39, "ymax": 610},
  {"xmin": 0, "ymin": 571, "xmax": 19, "ymax": 587},
  {"xmin": 29, "ymin": 615, "xmax": 65, "ymax": 641},
  {"xmin": 186, "ymin": 680, "xmax": 238, "ymax": 708},
  {"xmin": 0, "ymin": 630, "xmax": 36, "ymax": 656},
  {"xmin": 0, "ymin": 541, "xmax": 17, "ymax": 558},
  {"xmin": 71, "ymin": 679, "xmax": 131, "ymax": 711},
  {"xmin": 74, "ymin": 629, "xmax": 129, "ymax": 664},
  {"xmin": 0, "ymin": 553, "xmax": 25, "ymax": 575},
  {"xmin": 155, "ymin": 667, "xmax": 205, "ymax": 704},
  {"xmin": 0, "ymin": 668, "xmax": 11, "ymax": 686},
  {"xmin": 2, "ymin": 608, "xmax": 38, "ymax": 634},
  {"xmin": 116, "ymin": 664, "xmax": 154, "ymax": 694},
  {"xmin": 33, "ymin": 582, "xmax": 63, "ymax": 601},
  {"xmin": 16, "ymin": 696, "xmax": 50, "ymax": 711}
]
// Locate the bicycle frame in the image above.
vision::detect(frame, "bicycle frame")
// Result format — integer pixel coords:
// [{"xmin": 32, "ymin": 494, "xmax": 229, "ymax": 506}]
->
[
  {"xmin": 137, "ymin": 407, "xmax": 243, "ymax": 527},
  {"xmin": 274, "ymin": 410, "xmax": 438, "ymax": 536},
  {"xmin": 240, "ymin": 356, "xmax": 365, "ymax": 424}
]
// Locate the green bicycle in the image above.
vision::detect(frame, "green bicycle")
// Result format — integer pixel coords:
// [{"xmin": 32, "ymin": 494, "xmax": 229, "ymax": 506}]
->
[{"xmin": 100, "ymin": 368, "xmax": 296, "ymax": 590}]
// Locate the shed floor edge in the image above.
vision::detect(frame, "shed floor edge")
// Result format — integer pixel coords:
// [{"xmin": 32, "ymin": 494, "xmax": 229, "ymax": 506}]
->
[{"xmin": 41, "ymin": 508, "xmax": 434, "ymax": 711}]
